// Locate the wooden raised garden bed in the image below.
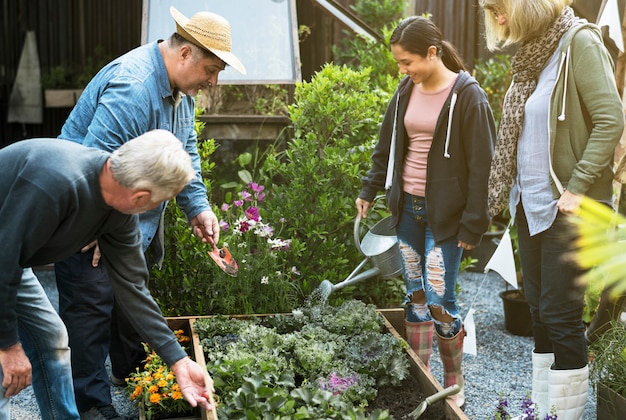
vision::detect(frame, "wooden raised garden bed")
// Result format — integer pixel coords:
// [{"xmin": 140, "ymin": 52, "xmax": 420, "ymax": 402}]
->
[{"xmin": 162, "ymin": 308, "xmax": 467, "ymax": 420}]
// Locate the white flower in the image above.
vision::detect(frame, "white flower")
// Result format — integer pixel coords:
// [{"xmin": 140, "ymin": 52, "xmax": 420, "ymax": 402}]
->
[{"xmin": 260, "ymin": 276, "xmax": 269, "ymax": 285}]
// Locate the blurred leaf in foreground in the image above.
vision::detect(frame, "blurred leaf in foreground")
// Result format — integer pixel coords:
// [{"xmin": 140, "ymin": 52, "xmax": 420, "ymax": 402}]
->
[{"xmin": 574, "ymin": 196, "xmax": 626, "ymax": 298}]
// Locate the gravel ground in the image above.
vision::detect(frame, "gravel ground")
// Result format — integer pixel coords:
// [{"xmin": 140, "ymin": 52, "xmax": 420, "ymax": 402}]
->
[{"xmin": 10, "ymin": 270, "xmax": 597, "ymax": 419}]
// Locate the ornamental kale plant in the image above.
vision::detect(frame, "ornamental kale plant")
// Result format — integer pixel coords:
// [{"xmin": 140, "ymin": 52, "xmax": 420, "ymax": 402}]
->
[{"xmin": 194, "ymin": 300, "xmax": 407, "ymax": 418}]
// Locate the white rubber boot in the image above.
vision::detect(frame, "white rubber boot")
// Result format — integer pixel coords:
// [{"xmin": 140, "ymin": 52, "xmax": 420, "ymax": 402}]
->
[
  {"xmin": 532, "ymin": 352, "xmax": 554, "ymax": 418},
  {"xmin": 547, "ymin": 365, "xmax": 589, "ymax": 420}
]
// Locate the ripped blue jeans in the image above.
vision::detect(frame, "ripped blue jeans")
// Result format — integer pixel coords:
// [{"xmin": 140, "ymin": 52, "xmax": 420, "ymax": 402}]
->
[{"xmin": 397, "ymin": 193, "xmax": 463, "ymax": 338}]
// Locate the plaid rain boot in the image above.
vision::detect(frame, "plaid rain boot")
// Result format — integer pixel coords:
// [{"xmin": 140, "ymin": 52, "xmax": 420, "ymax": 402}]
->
[
  {"xmin": 436, "ymin": 326, "xmax": 466, "ymax": 408},
  {"xmin": 405, "ymin": 320, "xmax": 434, "ymax": 369}
]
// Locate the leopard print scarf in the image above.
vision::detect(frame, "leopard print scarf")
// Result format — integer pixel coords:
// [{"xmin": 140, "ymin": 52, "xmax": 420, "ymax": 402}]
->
[{"xmin": 487, "ymin": 7, "xmax": 577, "ymax": 217}]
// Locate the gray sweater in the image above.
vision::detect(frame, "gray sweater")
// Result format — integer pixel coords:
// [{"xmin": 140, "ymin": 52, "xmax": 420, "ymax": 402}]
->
[{"xmin": 0, "ymin": 138, "xmax": 186, "ymax": 366}]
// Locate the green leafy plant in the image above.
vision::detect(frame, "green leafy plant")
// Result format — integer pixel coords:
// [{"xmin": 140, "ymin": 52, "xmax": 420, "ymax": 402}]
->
[
  {"xmin": 259, "ymin": 63, "xmax": 398, "ymax": 307},
  {"xmin": 589, "ymin": 320, "xmax": 626, "ymax": 398},
  {"xmin": 42, "ymin": 46, "xmax": 112, "ymax": 89},
  {"xmin": 195, "ymin": 300, "xmax": 404, "ymax": 418},
  {"xmin": 473, "ymin": 54, "xmax": 512, "ymax": 128},
  {"xmin": 332, "ymin": 0, "xmax": 405, "ymax": 91}
]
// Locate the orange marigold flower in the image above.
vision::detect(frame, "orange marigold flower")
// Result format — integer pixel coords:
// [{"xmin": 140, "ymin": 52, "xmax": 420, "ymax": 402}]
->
[
  {"xmin": 149, "ymin": 385, "xmax": 159, "ymax": 394},
  {"xmin": 158, "ymin": 380, "xmax": 167, "ymax": 388},
  {"xmin": 171, "ymin": 384, "xmax": 180, "ymax": 392},
  {"xmin": 130, "ymin": 385, "xmax": 142, "ymax": 400},
  {"xmin": 172, "ymin": 391, "xmax": 183, "ymax": 400},
  {"xmin": 149, "ymin": 393, "xmax": 161, "ymax": 404},
  {"xmin": 154, "ymin": 372, "xmax": 164, "ymax": 379}
]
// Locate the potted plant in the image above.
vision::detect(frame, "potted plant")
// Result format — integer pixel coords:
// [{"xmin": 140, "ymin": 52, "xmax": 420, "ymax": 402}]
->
[
  {"xmin": 490, "ymin": 210, "xmax": 533, "ymax": 337},
  {"xmin": 42, "ymin": 46, "xmax": 110, "ymax": 107},
  {"xmin": 41, "ymin": 65, "xmax": 85, "ymax": 108},
  {"xmin": 589, "ymin": 320, "xmax": 626, "ymax": 419}
]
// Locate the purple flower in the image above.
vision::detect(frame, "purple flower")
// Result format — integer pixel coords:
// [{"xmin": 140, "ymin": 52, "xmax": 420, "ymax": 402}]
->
[
  {"xmin": 256, "ymin": 192, "xmax": 266, "ymax": 202},
  {"xmin": 249, "ymin": 182, "xmax": 264, "ymax": 193},
  {"xmin": 258, "ymin": 224, "xmax": 274, "ymax": 237},
  {"xmin": 245, "ymin": 206, "xmax": 260, "ymax": 222},
  {"xmin": 234, "ymin": 200, "xmax": 244, "ymax": 207},
  {"xmin": 238, "ymin": 220, "xmax": 251, "ymax": 233},
  {"xmin": 219, "ymin": 220, "xmax": 229, "ymax": 231},
  {"xmin": 220, "ymin": 203, "xmax": 229, "ymax": 212},
  {"xmin": 241, "ymin": 190, "xmax": 252, "ymax": 202}
]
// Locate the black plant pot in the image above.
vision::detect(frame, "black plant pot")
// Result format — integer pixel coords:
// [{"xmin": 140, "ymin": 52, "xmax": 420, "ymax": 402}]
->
[
  {"xmin": 597, "ymin": 382, "xmax": 626, "ymax": 420},
  {"xmin": 463, "ymin": 220, "xmax": 507, "ymax": 272},
  {"xmin": 500, "ymin": 289, "xmax": 533, "ymax": 337}
]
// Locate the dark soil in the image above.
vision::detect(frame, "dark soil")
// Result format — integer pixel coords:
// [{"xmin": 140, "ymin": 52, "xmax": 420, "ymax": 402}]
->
[{"xmin": 368, "ymin": 374, "xmax": 449, "ymax": 420}]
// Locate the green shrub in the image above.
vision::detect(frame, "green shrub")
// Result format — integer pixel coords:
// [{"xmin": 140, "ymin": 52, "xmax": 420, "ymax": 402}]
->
[
  {"xmin": 259, "ymin": 63, "xmax": 399, "ymax": 306},
  {"xmin": 473, "ymin": 54, "xmax": 512, "ymax": 127}
]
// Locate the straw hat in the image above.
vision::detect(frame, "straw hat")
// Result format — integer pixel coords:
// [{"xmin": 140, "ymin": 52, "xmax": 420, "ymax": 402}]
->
[{"xmin": 170, "ymin": 6, "xmax": 246, "ymax": 74}]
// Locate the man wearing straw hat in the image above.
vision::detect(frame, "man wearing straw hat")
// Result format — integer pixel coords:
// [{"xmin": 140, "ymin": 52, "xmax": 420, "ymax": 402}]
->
[{"xmin": 54, "ymin": 7, "xmax": 245, "ymax": 420}]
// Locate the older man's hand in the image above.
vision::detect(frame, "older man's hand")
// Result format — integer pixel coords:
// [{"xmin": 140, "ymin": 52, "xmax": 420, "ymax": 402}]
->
[
  {"xmin": 170, "ymin": 356, "xmax": 215, "ymax": 412},
  {"xmin": 0, "ymin": 343, "xmax": 32, "ymax": 397}
]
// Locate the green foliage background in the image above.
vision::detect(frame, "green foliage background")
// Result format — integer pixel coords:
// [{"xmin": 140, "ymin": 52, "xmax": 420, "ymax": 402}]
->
[{"xmin": 148, "ymin": 0, "xmax": 503, "ymax": 316}]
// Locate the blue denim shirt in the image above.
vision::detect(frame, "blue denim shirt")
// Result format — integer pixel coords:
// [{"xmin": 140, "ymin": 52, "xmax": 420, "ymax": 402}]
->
[{"xmin": 59, "ymin": 41, "xmax": 211, "ymax": 261}]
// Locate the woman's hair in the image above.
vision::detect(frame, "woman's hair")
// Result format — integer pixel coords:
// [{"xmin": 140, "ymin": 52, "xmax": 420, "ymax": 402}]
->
[
  {"xmin": 110, "ymin": 130, "xmax": 195, "ymax": 203},
  {"xmin": 480, "ymin": 0, "xmax": 573, "ymax": 51},
  {"xmin": 390, "ymin": 16, "xmax": 466, "ymax": 72}
]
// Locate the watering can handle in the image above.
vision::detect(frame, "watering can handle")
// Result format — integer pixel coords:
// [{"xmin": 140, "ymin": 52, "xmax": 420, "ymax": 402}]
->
[
  {"xmin": 354, "ymin": 195, "xmax": 387, "ymax": 256},
  {"xmin": 354, "ymin": 215, "xmax": 364, "ymax": 255}
]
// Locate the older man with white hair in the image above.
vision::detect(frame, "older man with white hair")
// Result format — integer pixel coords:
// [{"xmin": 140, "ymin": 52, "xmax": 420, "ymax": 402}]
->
[{"xmin": 0, "ymin": 131, "xmax": 216, "ymax": 420}]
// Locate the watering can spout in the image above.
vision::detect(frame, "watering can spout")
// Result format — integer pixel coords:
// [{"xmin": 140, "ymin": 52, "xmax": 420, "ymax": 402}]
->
[{"xmin": 316, "ymin": 215, "xmax": 403, "ymax": 300}]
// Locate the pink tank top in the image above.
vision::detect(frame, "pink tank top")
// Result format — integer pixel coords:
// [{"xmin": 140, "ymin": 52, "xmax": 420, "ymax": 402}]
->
[{"xmin": 402, "ymin": 82, "xmax": 453, "ymax": 196}]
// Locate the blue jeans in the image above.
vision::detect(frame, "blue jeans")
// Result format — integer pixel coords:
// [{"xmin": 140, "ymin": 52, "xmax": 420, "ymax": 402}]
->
[
  {"xmin": 516, "ymin": 205, "xmax": 587, "ymax": 369},
  {"xmin": 0, "ymin": 268, "xmax": 79, "ymax": 420},
  {"xmin": 55, "ymin": 252, "xmax": 114, "ymax": 412},
  {"xmin": 55, "ymin": 251, "xmax": 146, "ymax": 412},
  {"xmin": 397, "ymin": 193, "xmax": 463, "ymax": 337}
]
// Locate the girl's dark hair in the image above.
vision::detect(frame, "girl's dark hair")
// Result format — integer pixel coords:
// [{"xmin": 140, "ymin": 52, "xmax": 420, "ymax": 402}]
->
[{"xmin": 390, "ymin": 16, "xmax": 466, "ymax": 72}]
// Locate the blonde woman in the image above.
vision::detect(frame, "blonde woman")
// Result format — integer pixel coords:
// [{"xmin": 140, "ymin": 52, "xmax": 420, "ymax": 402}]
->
[{"xmin": 480, "ymin": 1, "xmax": 624, "ymax": 418}]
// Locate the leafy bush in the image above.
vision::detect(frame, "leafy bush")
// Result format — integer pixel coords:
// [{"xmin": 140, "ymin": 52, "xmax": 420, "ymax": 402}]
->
[
  {"xmin": 259, "ymin": 63, "xmax": 399, "ymax": 305},
  {"xmin": 332, "ymin": 0, "xmax": 404, "ymax": 91},
  {"xmin": 473, "ymin": 54, "xmax": 512, "ymax": 127}
]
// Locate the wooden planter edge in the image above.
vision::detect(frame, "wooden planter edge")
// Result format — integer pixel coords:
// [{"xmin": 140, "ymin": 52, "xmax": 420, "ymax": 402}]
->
[{"xmin": 167, "ymin": 309, "xmax": 468, "ymax": 420}]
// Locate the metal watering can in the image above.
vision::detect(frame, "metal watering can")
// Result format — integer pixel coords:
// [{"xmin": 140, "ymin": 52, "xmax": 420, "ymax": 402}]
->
[{"xmin": 319, "ymin": 215, "xmax": 403, "ymax": 300}]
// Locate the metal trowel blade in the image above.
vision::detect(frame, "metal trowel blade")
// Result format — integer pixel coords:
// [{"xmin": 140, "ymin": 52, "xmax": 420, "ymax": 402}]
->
[{"xmin": 208, "ymin": 245, "xmax": 239, "ymax": 277}]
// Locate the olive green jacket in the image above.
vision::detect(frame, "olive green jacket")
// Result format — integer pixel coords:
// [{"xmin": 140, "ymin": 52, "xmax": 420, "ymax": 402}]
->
[{"xmin": 549, "ymin": 23, "xmax": 624, "ymax": 201}]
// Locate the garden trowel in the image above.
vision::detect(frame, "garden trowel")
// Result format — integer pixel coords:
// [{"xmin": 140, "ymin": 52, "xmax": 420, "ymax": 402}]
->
[
  {"xmin": 201, "ymin": 225, "xmax": 239, "ymax": 277},
  {"xmin": 207, "ymin": 241, "xmax": 238, "ymax": 277}
]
